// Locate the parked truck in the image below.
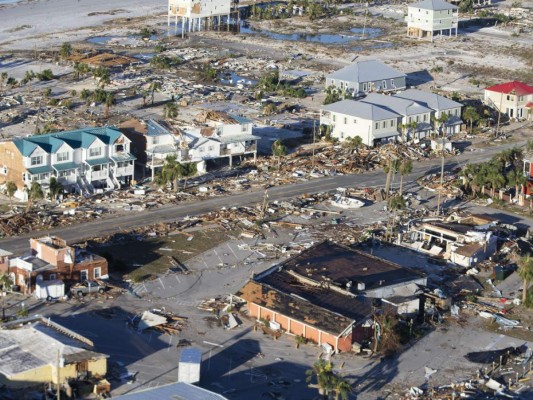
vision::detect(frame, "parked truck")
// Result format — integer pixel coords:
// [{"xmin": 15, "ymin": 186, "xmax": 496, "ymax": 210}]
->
[{"xmin": 70, "ymin": 280, "xmax": 106, "ymax": 297}]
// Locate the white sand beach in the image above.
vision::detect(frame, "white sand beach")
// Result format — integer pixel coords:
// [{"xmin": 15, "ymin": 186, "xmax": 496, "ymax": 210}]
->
[{"xmin": 0, "ymin": 0, "xmax": 165, "ymax": 50}]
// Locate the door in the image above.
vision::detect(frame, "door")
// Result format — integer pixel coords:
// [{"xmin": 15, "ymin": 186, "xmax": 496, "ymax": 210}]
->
[{"xmin": 80, "ymin": 270, "xmax": 88, "ymax": 281}]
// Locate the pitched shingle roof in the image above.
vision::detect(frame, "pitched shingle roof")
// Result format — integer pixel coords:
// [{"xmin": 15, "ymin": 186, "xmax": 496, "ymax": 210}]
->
[{"xmin": 327, "ymin": 60, "xmax": 405, "ymax": 83}]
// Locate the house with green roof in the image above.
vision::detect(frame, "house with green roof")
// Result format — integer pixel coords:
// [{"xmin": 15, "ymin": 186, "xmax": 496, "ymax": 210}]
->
[{"xmin": 0, "ymin": 126, "xmax": 135, "ymax": 199}]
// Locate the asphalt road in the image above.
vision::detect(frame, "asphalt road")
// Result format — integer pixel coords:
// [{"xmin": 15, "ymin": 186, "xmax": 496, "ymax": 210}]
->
[{"xmin": 0, "ymin": 140, "xmax": 524, "ymax": 255}]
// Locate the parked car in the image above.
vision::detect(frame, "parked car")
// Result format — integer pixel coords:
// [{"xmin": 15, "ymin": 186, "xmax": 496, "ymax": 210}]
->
[{"xmin": 70, "ymin": 280, "xmax": 106, "ymax": 297}]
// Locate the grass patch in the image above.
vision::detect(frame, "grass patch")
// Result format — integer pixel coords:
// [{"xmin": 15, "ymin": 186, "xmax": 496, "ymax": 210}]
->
[{"xmin": 94, "ymin": 228, "xmax": 232, "ymax": 282}]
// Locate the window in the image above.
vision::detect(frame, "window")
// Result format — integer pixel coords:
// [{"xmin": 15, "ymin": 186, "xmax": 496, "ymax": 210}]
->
[
  {"xmin": 39, "ymin": 173, "xmax": 49, "ymax": 181},
  {"xmin": 390, "ymin": 79, "xmax": 395, "ymax": 88},
  {"xmin": 332, "ymin": 115, "xmax": 336, "ymax": 122},
  {"xmin": 94, "ymin": 267, "xmax": 101, "ymax": 279},
  {"xmin": 390, "ymin": 120, "xmax": 394, "ymax": 128},
  {"xmin": 49, "ymin": 274, "xmax": 57, "ymax": 281},
  {"xmin": 241, "ymin": 125, "xmax": 247, "ymax": 132},
  {"xmin": 89, "ymin": 147, "xmax": 102, "ymax": 157},
  {"xmin": 340, "ymin": 132, "xmax": 344, "ymax": 139},
  {"xmin": 30, "ymin": 155, "xmax": 43, "ymax": 166},
  {"xmin": 59, "ymin": 170, "xmax": 71, "ymax": 177},
  {"xmin": 115, "ymin": 144, "xmax": 124, "ymax": 152},
  {"xmin": 152, "ymin": 137, "xmax": 159, "ymax": 145},
  {"xmin": 353, "ymin": 119, "xmax": 357, "ymax": 124},
  {"xmin": 507, "ymin": 95, "xmax": 511, "ymax": 101},
  {"xmin": 57, "ymin": 152, "xmax": 69, "ymax": 162},
  {"xmin": 344, "ymin": 117, "xmax": 347, "ymax": 124},
  {"xmin": 199, "ymin": 147, "xmax": 204, "ymax": 153},
  {"xmin": 382, "ymin": 80, "xmax": 387, "ymax": 90},
  {"xmin": 363, "ymin": 83, "xmax": 368, "ymax": 92},
  {"xmin": 93, "ymin": 165, "xmax": 102, "ymax": 172},
  {"xmin": 416, "ymin": 115, "xmax": 420, "ymax": 122},
  {"xmin": 382, "ymin": 121, "xmax": 386, "ymax": 129},
  {"xmin": 423, "ymin": 114, "xmax": 427, "ymax": 122},
  {"xmin": 80, "ymin": 270, "xmax": 88, "ymax": 281},
  {"xmin": 375, "ymin": 122, "xmax": 379, "ymax": 129},
  {"xmin": 208, "ymin": 146, "xmax": 214, "ymax": 152}
]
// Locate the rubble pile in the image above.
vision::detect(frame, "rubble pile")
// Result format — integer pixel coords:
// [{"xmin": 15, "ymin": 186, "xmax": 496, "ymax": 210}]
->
[
  {"xmin": 417, "ymin": 170, "xmax": 464, "ymax": 199},
  {"xmin": 130, "ymin": 308, "xmax": 187, "ymax": 335}
]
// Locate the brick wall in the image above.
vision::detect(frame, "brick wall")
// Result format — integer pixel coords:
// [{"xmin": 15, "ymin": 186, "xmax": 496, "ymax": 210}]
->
[{"xmin": 0, "ymin": 141, "xmax": 26, "ymax": 190}]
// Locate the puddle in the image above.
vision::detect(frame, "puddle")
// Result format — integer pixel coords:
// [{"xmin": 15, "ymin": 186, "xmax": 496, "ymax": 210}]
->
[
  {"xmin": 133, "ymin": 53, "xmax": 156, "ymax": 60},
  {"xmin": 239, "ymin": 22, "xmax": 382, "ymax": 44},
  {"xmin": 220, "ymin": 72, "xmax": 257, "ymax": 86}
]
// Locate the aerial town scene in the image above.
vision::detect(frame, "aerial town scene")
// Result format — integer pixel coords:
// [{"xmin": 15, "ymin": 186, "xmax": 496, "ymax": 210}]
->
[{"xmin": 0, "ymin": 0, "xmax": 532, "ymax": 398}]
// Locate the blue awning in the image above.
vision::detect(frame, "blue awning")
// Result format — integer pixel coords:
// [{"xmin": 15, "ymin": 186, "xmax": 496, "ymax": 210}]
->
[
  {"xmin": 85, "ymin": 157, "xmax": 110, "ymax": 166},
  {"xmin": 27, "ymin": 165, "xmax": 54, "ymax": 175},
  {"xmin": 53, "ymin": 162, "xmax": 79, "ymax": 172}
]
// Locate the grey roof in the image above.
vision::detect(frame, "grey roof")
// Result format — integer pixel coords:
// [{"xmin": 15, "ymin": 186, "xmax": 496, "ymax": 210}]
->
[
  {"xmin": 393, "ymin": 89, "xmax": 462, "ymax": 111},
  {"xmin": 179, "ymin": 348, "xmax": 202, "ymax": 364},
  {"xmin": 146, "ymin": 120, "xmax": 171, "ymax": 137},
  {"xmin": 219, "ymin": 134, "xmax": 260, "ymax": 144},
  {"xmin": 327, "ymin": 60, "xmax": 406, "ymax": 83},
  {"xmin": 322, "ymin": 99, "xmax": 400, "ymax": 121},
  {"xmin": 409, "ymin": 0, "xmax": 458, "ymax": 11},
  {"xmin": 0, "ymin": 249, "xmax": 12, "ymax": 257},
  {"xmin": 361, "ymin": 93, "xmax": 433, "ymax": 116},
  {"xmin": 113, "ymin": 382, "xmax": 228, "ymax": 400}
]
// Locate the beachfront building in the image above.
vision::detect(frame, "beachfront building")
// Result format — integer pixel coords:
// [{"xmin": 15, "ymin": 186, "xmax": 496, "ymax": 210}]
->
[
  {"xmin": 0, "ymin": 127, "xmax": 135, "ymax": 199},
  {"xmin": 361, "ymin": 93, "xmax": 433, "ymax": 141},
  {"xmin": 320, "ymin": 99, "xmax": 400, "ymax": 147},
  {"xmin": 406, "ymin": 0, "xmax": 459, "ymax": 41},
  {"xmin": 393, "ymin": 89, "xmax": 463, "ymax": 135},
  {"xmin": 168, "ymin": 0, "xmax": 233, "ymax": 37},
  {"xmin": 325, "ymin": 60, "xmax": 406, "ymax": 95},
  {"xmin": 484, "ymin": 81, "xmax": 533, "ymax": 121}
]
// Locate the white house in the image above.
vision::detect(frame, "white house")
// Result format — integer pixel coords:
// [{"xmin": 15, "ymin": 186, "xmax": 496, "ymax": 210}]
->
[
  {"xmin": 361, "ymin": 93, "xmax": 433, "ymax": 141},
  {"xmin": 168, "ymin": 0, "xmax": 232, "ymax": 36},
  {"xmin": 484, "ymin": 81, "xmax": 533, "ymax": 121},
  {"xmin": 325, "ymin": 60, "xmax": 406, "ymax": 94},
  {"xmin": 320, "ymin": 100, "xmax": 400, "ymax": 147},
  {"xmin": 406, "ymin": 0, "xmax": 458, "ymax": 41},
  {"xmin": 393, "ymin": 89, "xmax": 463, "ymax": 134},
  {"xmin": 2, "ymin": 127, "xmax": 135, "ymax": 198}
]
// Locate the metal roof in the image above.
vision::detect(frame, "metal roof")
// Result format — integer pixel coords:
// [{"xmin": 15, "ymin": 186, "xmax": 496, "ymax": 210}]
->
[
  {"xmin": 218, "ymin": 134, "xmax": 260, "ymax": 144},
  {"xmin": 409, "ymin": 0, "xmax": 458, "ymax": 10},
  {"xmin": 146, "ymin": 120, "xmax": 172, "ymax": 137},
  {"xmin": 27, "ymin": 165, "xmax": 54, "ymax": 175},
  {"xmin": 227, "ymin": 114, "xmax": 252, "ymax": 124},
  {"xmin": 393, "ymin": 89, "xmax": 463, "ymax": 111},
  {"xmin": 322, "ymin": 99, "xmax": 400, "ymax": 120},
  {"xmin": 13, "ymin": 127, "xmax": 123, "ymax": 157},
  {"xmin": 111, "ymin": 153, "xmax": 136, "ymax": 163},
  {"xmin": 53, "ymin": 162, "xmax": 79, "ymax": 172},
  {"xmin": 361, "ymin": 93, "xmax": 433, "ymax": 116},
  {"xmin": 113, "ymin": 382, "xmax": 228, "ymax": 400},
  {"xmin": 485, "ymin": 81, "xmax": 533, "ymax": 96},
  {"xmin": 327, "ymin": 60, "xmax": 405, "ymax": 83},
  {"xmin": 85, "ymin": 157, "xmax": 110, "ymax": 166}
]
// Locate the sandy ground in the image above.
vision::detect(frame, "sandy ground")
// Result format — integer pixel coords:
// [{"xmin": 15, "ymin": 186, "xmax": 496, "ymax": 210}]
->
[{"xmin": 0, "ymin": 0, "xmax": 165, "ymax": 50}]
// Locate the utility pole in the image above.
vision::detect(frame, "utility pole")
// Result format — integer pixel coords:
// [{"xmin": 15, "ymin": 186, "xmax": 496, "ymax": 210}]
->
[
  {"xmin": 260, "ymin": 190, "xmax": 269, "ymax": 221},
  {"xmin": 56, "ymin": 349, "xmax": 61, "ymax": 400},
  {"xmin": 436, "ymin": 125, "xmax": 446, "ymax": 216},
  {"xmin": 312, "ymin": 119, "xmax": 316, "ymax": 169}
]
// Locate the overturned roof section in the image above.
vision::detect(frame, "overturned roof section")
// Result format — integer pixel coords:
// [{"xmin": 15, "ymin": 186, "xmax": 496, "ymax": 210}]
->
[
  {"xmin": 409, "ymin": 0, "xmax": 458, "ymax": 10},
  {"xmin": 322, "ymin": 99, "xmax": 400, "ymax": 120},
  {"xmin": 393, "ymin": 89, "xmax": 462, "ymax": 111},
  {"xmin": 327, "ymin": 60, "xmax": 406, "ymax": 83}
]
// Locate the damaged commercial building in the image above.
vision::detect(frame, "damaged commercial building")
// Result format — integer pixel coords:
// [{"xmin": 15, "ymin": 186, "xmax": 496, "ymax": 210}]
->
[
  {"xmin": 0, "ymin": 316, "xmax": 107, "ymax": 389},
  {"xmin": 8, "ymin": 236, "xmax": 108, "ymax": 295},
  {"xmin": 121, "ymin": 113, "xmax": 258, "ymax": 180},
  {"xmin": 236, "ymin": 241, "xmax": 426, "ymax": 352},
  {"xmin": 402, "ymin": 214, "xmax": 498, "ymax": 267}
]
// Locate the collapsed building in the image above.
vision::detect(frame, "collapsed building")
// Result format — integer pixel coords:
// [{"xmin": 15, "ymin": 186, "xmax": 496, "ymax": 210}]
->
[
  {"xmin": 402, "ymin": 214, "xmax": 498, "ymax": 267},
  {"xmin": 236, "ymin": 241, "xmax": 426, "ymax": 353}
]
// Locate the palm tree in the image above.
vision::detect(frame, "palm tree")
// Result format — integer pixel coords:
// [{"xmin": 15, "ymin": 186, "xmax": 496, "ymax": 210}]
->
[
  {"xmin": 158, "ymin": 155, "xmax": 186, "ymax": 192},
  {"xmin": 104, "ymin": 92, "xmax": 115, "ymax": 118},
  {"xmin": 5, "ymin": 181, "xmax": 17, "ymax": 209},
  {"xmin": 73, "ymin": 62, "xmax": 90, "ymax": 81},
  {"xmin": 431, "ymin": 112, "xmax": 450, "ymax": 138},
  {"xmin": 486, "ymin": 164, "xmax": 505, "ymax": 197},
  {"xmin": 332, "ymin": 375, "xmax": 353, "ymax": 400},
  {"xmin": 518, "ymin": 255, "xmax": 533, "ymax": 304},
  {"xmin": 149, "ymin": 80, "xmax": 162, "ymax": 105},
  {"xmin": 0, "ymin": 273, "xmax": 12, "ymax": 321},
  {"xmin": 506, "ymin": 169, "xmax": 527, "ymax": 202},
  {"xmin": 180, "ymin": 162, "xmax": 197, "ymax": 190},
  {"xmin": 306, "ymin": 359, "xmax": 336, "ymax": 399},
  {"xmin": 26, "ymin": 181, "xmax": 44, "ymax": 211},
  {"xmin": 398, "ymin": 159, "xmax": 413, "ymax": 195},
  {"xmin": 163, "ymin": 102, "xmax": 179, "ymax": 121},
  {"xmin": 48, "ymin": 177, "xmax": 63, "ymax": 201},
  {"xmin": 59, "ymin": 42, "xmax": 72, "ymax": 60},
  {"xmin": 463, "ymin": 106, "xmax": 479, "ymax": 134},
  {"xmin": 271, "ymin": 139, "xmax": 287, "ymax": 170}
]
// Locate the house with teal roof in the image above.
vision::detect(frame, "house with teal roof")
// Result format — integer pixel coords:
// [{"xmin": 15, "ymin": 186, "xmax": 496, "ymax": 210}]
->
[{"xmin": 0, "ymin": 126, "xmax": 135, "ymax": 199}]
